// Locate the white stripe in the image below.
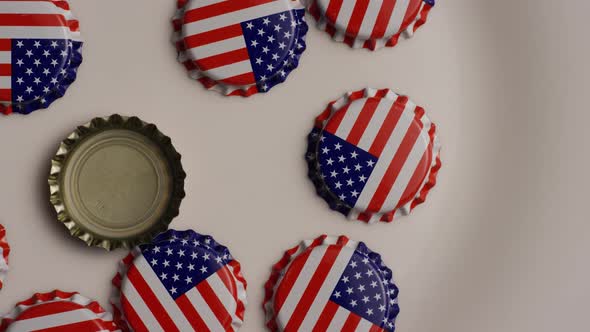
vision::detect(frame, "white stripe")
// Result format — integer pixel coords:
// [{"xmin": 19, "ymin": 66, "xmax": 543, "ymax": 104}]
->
[
  {"xmin": 183, "ymin": 1, "xmax": 292, "ymax": 36},
  {"xmin": 207, "ymin": 271, "xmax": 240, "ymax": 324},
  {"xmin": 185, "ymin": 287, "xmax": 226, "ymax": 331},
  {"xmin": 326, "ymin": 306, "xmax": 349, "ymax": 332},
  {"xmin": 0, "ymin": 77, "xmax": 10, "ymax": 89},
  {"xmin": 121, "ymin": 271, "xmax": 165, "ymax": 332},
  {"xmin": 354, "ymin": 102, "xmax": 416, "ymax": 210},
  {"xmin": 276, "ymin": 245, "xmax": 329, "ymax": 329},
  {"xmin": 7, "ymin": 308, "xmax": 101, "ymax": 331},
  {"xmin": 0, "ymin": 27, "xmax": 80, "ymax": 40},
  {"xmin": 386, "ymin": 0, "xmax": 412, "ymax": 36},
  {"xmin": 185, "ymin": 0, "xmax": 228, "ymax": 11},
  {"xmin": 202, "ymin": 59, "xmax": 252, "ymax": 81},
  {"xmin": 332, "ymin": 0, "xmax": 355, "ymax": 34},
  {"xmin": 356, "ymin": 317, "xmax": 375, "ymax": 332},
  {"xmin": 357, "ymin": 0, "xmax": 382, "ymax": 38},
  {"xmin": 333, "ymin": 98, "xmax": 369, "ymax": 139},
  {"xmin": 135, "ymin": 256, "xmax": 194, "ymax": 331},
  {"xmin": 298, "ymin": 247, "xmax": 355, "ymax": 331},
  {"xmin": 0, "ymin": 1, "xmax": 73, "ymax": 17},
  {"xmin": 0, "ymin": 51, "xmax": 11, "ymax": 63},
  {"xmin": 357, "ymin": 97, "xmax": 397, "ymax": 150},
  {"xmin": 186, "ymin": 35, "xmax": 246, "ymax": 57},
  {"xmin": 382, "ymin": 119, "xmax": 431, "ymax": 210}
]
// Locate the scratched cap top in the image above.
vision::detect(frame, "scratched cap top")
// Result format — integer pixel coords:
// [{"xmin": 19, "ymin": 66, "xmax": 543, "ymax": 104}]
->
[
  {"xmin": 48, "ymin": 114, "xmax": 186, "ymax": 251},
  {"xmin": 172, "ymin": 0, "xmax": 308, "ymax": 96},
  {"xmin": 0, "ymin": 0, "xmax": 83, "ymax": 115},
  {"xmin": 303, "ymin": 0, "xmax": 434, "ymax": 50},
  {"xmin": 264, "ymin": 235, "xmax": 400, "ymax": 331}
]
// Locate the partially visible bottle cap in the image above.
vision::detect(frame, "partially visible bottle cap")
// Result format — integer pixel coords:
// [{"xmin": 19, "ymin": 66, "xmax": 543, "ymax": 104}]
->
[
  {"xmin": 0, "ymin": 290, "xmax": 119, "ymax": 331},
  {"xmin": 0, "ymin": 225, "xmax": 9, "ymax": 290},
  {"xmin": 264, "ymin": 235, "xmax": 400, "ymax": 331},
  {"xmin": 0, "ymin": 0, "xmax": 83, "ymax": 115},
  {"xmin": 303, "ymin": 0, "xmax": 434, "ymax": 50},
  {"xmin": 306, "ymin": 88, "xmax": 441, "ymax": 223},
  {"xmin": 48, "ymin": 114, "xmax": 186, "ymax": 250},
  {"xmin": 111, "ymin": 229, "xmax": 247, "ymax": 331},
  {"xmin": 172, "ymin": 0, "xmax": 308, "ymax": 96}
]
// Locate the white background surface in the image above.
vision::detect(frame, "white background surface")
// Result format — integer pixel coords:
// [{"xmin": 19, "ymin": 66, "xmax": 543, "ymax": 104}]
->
[{"xmin": 1, "ymin": 1, "xmax": 589, "ymax": 331}]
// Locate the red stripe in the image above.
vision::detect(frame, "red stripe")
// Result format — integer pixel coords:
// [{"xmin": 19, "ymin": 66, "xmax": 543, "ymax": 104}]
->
[
  {"xmin": 401, "ymin": 0, "xmax": 423, "ymax": 31},
  {"xmin": 325, "ymin": 0, "xmax": 344, "ymax": 23},
  {"xmin": 0, "ymin": 89, "xmax": 11, "ymax": 102},
  {"xmin": 346, "ymin": 97, "xmax": 380, "ymax": 145},
  {"xmin": 341, "ymin": 312, "xmax": 362, "ymax": 332},
  {"xmin": 369, "ymin": 325, "xmax": 385, "ymax": 332},
  {"xmin": 120, "ymin": 294, "xmax": 149, "ymax": 332},
  {"xmin": 0, "ymin": 14, "xmax": 68, "ymax": 27},
  {"xmin": 346, "ymin": 0, "xmax": 370, "ymax": 37},
  {"xmin": 218, "ymin": 72, "xmax": 256, "ymax": 86},
  {"xmin": 184, "ymin": 0, "xmax": 275, "ymax": 24},
  {"xmin": 366, "ymin": 109, "xmax": 424, "ymax": 213},
  {"xmin": 284, "ymin": 243, "xmax": 346, "ymax": 331},
  {"xmin": 324, "ymin": 103, "xmax": 350, "ymax": 134},
  {"xmin": 183, "ymin": 24, "xmax": 243, "ymax": 49},
  {"xmin": 196, "ymin": 48, "xmax": 250, "ymax": 71},
  {"xmin": 371, "ymin": 0, "xmax": 397, "ymax": 38},
  {"xmin": 197, "ymin": 282, "xmax": 235, "ymax": 332},
  {"xmin": 0, "ymin": 64, "xmax": 11, "ymax": 76},
  {"xmin": 227, "ymin": 260, "xmax": 246, "ymax": 320},
  {"xmin": 127, "ymin": 265, "xmax": 180, "ymax": 332},
  {"xmin": 15, "ymin": 302, "xmax": 80, "ymax": 320},
  {"xmin": 0, "ymin": 39, "xmax": 10, "ymax": 51},
  {"xmin": 396, "ymin": 147, "xmax": 430, "ymax": 208},
  {"xmin": 35, "ymin": 319, "xmax": 114, "ymax": 332},
  {"xmin": 176, "ymin": 294, "xmax": 211, "ymax": 332},
  {"xmin": 312, "ymin": 300, "xmax": 339, "ymax": 331},
  {"xmin": 368, "ymin": 96, "xmax": 408, "ymax": 157}
]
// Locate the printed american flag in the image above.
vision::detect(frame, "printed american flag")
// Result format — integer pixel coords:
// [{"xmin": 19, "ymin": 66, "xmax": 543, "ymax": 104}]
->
[
  {"xmin": 114, "ymin": 231, "xmax": 246, "ymax": 332},
  {"xmin": 269, "ymin": 236, "xmax": 399, "ymax": 331},
  {"xmin": 0, "ymin": 291, "xmax": 119, "ymax": 331},
  {"xmin": 308, "ymin": 89, "xmax": 435, "ymax": 223},
  {"xmin": 0, "ymin": 225, "xmax": 8, "ymax": 290},
  {"xmin": 179, "ymin": 0, "xmax": 306, "ymax": 94},
  {"xmin": 306, "ymin": 0, "xmax": 434, "ymax": 49},
  {"xmin": 0, "ymin": 0, "xmax": 82, "ymax": 113}
]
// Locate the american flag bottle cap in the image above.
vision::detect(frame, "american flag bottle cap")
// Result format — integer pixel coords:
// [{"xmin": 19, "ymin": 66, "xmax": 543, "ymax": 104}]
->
[
  {"xmin": 0, "ymin": 290, "xmax": 120, "ymax": 331},
  {"xmin": 111, "ymin": 229, "xmax": 248, "ymax": 331},
  {"xmin": 0, "ymin": 0, "xmax": 83, "ymax": 115},
  {"xmin": 0, "ymin": 225, "xmax": 9, "ymax": 290},
  {"xmin": 264, "ymin": 235, "xmax": 400, "ymax": 331},
  {"xmin": 172, "ymin": 0, "xmax": 308, "ymax": 97},
  {"xmin": 303, "ymin": 0, "xmax": 434, "ymax": 50},
  {"xmin": 306, "ymin": 88, "xmax": 441, "ymax": 223}
]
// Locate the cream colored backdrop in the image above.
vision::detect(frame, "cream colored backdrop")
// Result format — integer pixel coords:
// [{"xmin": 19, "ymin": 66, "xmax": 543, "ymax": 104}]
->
[{"xmin": 0, "ymin": 1, "xmax": 588, "ymax": 331}]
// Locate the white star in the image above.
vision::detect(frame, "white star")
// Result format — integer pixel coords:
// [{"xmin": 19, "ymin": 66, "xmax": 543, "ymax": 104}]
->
[
  {"xmin": 175, "ymin": 262, "xmax": 183, "ymax": 270},
  {"xmin": 354, "ymin": 164, "xmax": 362, "ymax": 171},
  {"xmin": 346, "ymin": 179, "xmax": 354, "ymax": 186},
  {"xmin": 25, "ymin": 68, "xmax": 33, "ymax": 75},
  {"xmin": 16, "ymin": 41, "xmax": 23, "ymax": 48},
  {"xmin": 374, "ymin": 293, "xmax": 382, "ymax": 300},
  {"xmin": 371, "ymin": 281, "xmax": 378, "ymax": 288},
  {"xmin": 351, "ymin": 261, "xmax": 358, "ymax": 268},
  {"xmin": 16, "ymin": 96, "xmax": 23, "ymax": 102},
  {"xmin": 163, "ymin": 260, "xmax": 170, "ymax": 267},
  {"xmin": 160, "ymin": 273, "xmax": 167, "ymax": 280},
  {"xmin": 367, "ymin": 160, "xmax": 375, "ymax": 167},
  {"xmin": 153, "ymin": 246, "xmax": 160, "ymax": 253},
  {"xmin": 202, "ymin": 253, "xmax": 210, "ymax": 261},
  {"xmin": 33, "ymin": 41, "xmax": 41, "ymax": 48},
  {"xmin": 366, "ymin": 270, "xmax": 374, "ymax": 276},
  {"xmin": 335, "ymin": 181, "xmax": 342, "ymax": 189},
  {"xmin": 16, "ymin": 59, "xmax": 24, "ymax": 66},
  {"xmin": 191, "ymin": 252, "xmax": 198, "ymax": 260},
  {"xmin": 283, "ymin": 31, "xmax": 291, "ymax": 39},
  {"xmin": 342, "ymin": 166, "xmax": 350, "ymax": 174},
  {"xmin": 338, "ymin": 155, "xmax": 346, "ymax": 163},
  {"xmin": 279, "ymin": 13, "xmax": 287, "ymax": 21},
  {"xmin": 50, "ymin": 41, "xmax": 58, "ymax": 48},
  {"xmin": 246, "ymin": 22, "xmax": 254, "ymax": 29},
  {"xmin": 321, "ymin": 147, "xmax": 330, "ymax": 154},
  {"xmin": 262, "ymin": 46, "xmax": 270, "ymax": 54},
  {"xmin": 359, "ymin": 175, "xmax": 367, "ymax": 182},
  {"xmin": 334, "ymin": 143, "xmax": 342, "ymax": 150},
  {"xmin": 342, "ymin": 276, "xmax": 350, "ymax": 283},
  {"xmin": 351, "ymin": 190, "xmax": 359, "ymax": 198},
  {"xmin": 362, "ymin": 257, "xmax": 370, "ymax": 264},
  {"xmin": 346, "ymin": 287, "xmax": 354, "ymax": 295},
  {"xmin": 43, "ymin": 50, "xmax": 51, "ymax": 57},
  {"xmin": 170, "ymin": 287, "xmax": 177, "ymax": 294},
  {"xmin": 326, "ymin": 158, "xmax": 334, "ymax": 165},
  {"xmin": 334, "ymin": 291, "xmax": 341, "ymax": 298},
  {"xmin": 215, "ymin": 256, "xmax": 223, "ymax": 264},
  {"xmin": 43, "ymin": 68, "xmax": 50, "ymax": 76},
  {"xmin": 350, "ymin": 300, "xmax": 357, "ymax": 307},
  {"xmin": 274, "ymin": 24, "xmax": 282, "ymax": 32},
  {"xmin": 185, "ymin": 276, "xmax": 193, "ymax": 284},
  {"xmin": 172, "ymin": 274, "xmax": 180, "ymax": 282},
  {"xmin": 178, "ymin": 249, "xmax": 185, "ymax": 257},
  {"xmin": 188, "ymin": 263, "xmax": 195, "ymax": 271},
  {"xmin": 358, "ymin": 284, "xmax": 366, "ymax": 292},
  {"xmin": 257, "ymin": 28, "xmax": 265, "ymax": 36},
  {"xmin": 255, "ymin": 57, "xmax": 263, "ymax": 65},
  {"xmin": 362, "ymin": 296, "xmax": 370, "ymax": 303},
  {"xmin": 181, "ymin": 239, "xmax": 189, "ymax": 245},
  {"xmin": 193, "ymin": 240, "xmax": 200, "ymax": 247},
  {"xmin": 271, "ymin": 53, "xmax": 279, "ymax": 61},
  {"xmin": 200, "ymin": 266, "xmax": 208, "ymax": 274},
  {"xmin": 33, "ymin": 59, "xmax": 41, "ymax": 66},
  {"xmin": 166, "ymin": 248, "xmax": 173, "ymax": 256},
  {"xmin": 262, "ymin": 17, "xmax": 270, "ymax": 25},
  {"xmin": 16, "ymin": 77, "xmax": 23, "ymax": 84},
  {"xmin": 262, "ymin": 84, "xmax": 269, "ymax": 91},
  {"xmin": 366, "ymin": 308, "xmax": 373, "ymax": 316},
  {"xmin": 260, "ymin": 75, "xmax": 267, "ymax": 81},
  {"xmin": 267, "ymin": 35, "xmax": 275, "ymax": 43},
  {"xmin": 339, "ymin": 194, "xmax": 346, "ymax": 200},
  {"xmin": 50, "ymin": 77, "xmax": 58, "ymax": 84},
  {"xmin": 25, "ymin": 86, "xmax": 33, "ymax": 94},
  {"xmin": 25, "ymin": 50, "xmax": 33, "ymax": 57},
  {"xmin": 278, "ymin": 41, "xmax": 286, "ymax": 50},
  {"xmin": 60, "ymin": 50, "xmax": 68, "ymax": 57},
  {"xmin": 351, "ymin": 151, "xmax": 358, "ymax": 158},
  {"xmin": 330, "ymin": 170, "xmax": 338, "ymax": 178},
  {"xmin": 379, "ymin": 304, "xmax": 386, "ymax": 312},
  {"xmin": 266, "ymin": 63, "xmax": 274, "ymax": 71},
  {"xmin": 354, "ymin": 272, "xmax": 362, "ymax": 279},
  {"xmin": 51, "ymin": 59, "xmax": 59, "ymax": 67}
]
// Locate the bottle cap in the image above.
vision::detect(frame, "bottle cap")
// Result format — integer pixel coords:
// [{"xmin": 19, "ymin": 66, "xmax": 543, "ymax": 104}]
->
[
  {"xmin": 306, "ymin": 88, "xmax": 441, "ymax": 223},
  {"xmin": 304, "ymin": 0, "xmax": 434, "ymax": 50},
  {"xmin": 111, "ymin": 229, "xmax": 247, "ymax": 331},
  {"xmin": 0, "ymin": 225, "xmax": 9, "ymax": 290},
  {"xmin": 264, "ymin": 235, "xmax": 400, "ymax": 331},
  {"xmin": 172, "ymin": 0, "xmax": 308, "ymax": 96},
  {"xmin": 0, "ymin": 290, "xmax": 119, "ymax": 331},
  {"xmin": 0, "ymin": 0, "xmax": 83, "ymax": 115},
  {"xmin": 48, "ymin": 114, "xmax": 186, "ymax": 250}
]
